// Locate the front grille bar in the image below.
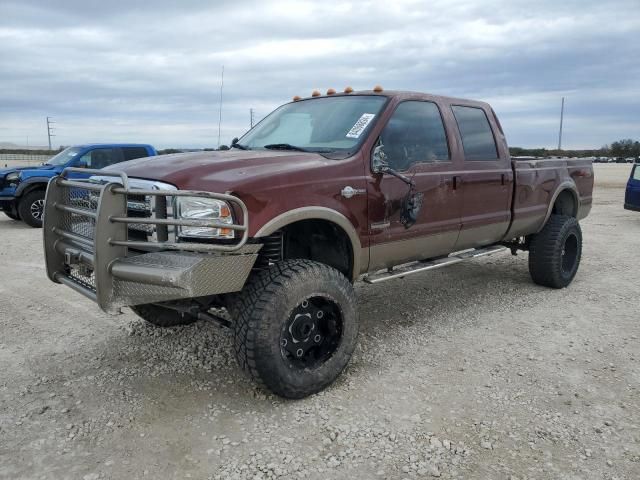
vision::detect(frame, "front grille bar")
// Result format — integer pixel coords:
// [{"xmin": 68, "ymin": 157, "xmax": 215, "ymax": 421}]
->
[
  {"xmin": 44, "ymin": 168, "xmax": 253, "ymax": 312},
  {"xmin": 56, "ymin": 168, "xmax": 249, "ymax": 252}
]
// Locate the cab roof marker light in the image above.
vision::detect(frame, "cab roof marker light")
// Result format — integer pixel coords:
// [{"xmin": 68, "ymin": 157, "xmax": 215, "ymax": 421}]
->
[
  {"xmin": 344, "ymin": 86, "xmax": 354, "ymax": 93},
  {"xmin": 326, "ymin": 88, "xmax": 336, "ymax": 95},
  {"xmin": 311, "ymin": 90, "xmax": 321, "ymax": 97},
  {"xmin": 293, "ymin": 95, "xmax": 301, "ymax": 102},
  {"xmin": 373, "ymin": 85, "xmax": 384, "ymax": 92}
]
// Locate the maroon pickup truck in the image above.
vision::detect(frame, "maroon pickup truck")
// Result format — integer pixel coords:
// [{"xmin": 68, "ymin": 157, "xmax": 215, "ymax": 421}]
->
[{"xmin": 43, "ymin": 87, "xmax": 593, "ymax": 398}]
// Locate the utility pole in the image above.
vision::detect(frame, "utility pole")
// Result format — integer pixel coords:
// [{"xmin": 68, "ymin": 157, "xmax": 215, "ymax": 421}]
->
[
  {"xmin": 557, "ymin": 97, "xmax": 564, "ymax": 151},
  {"xmin": 217, "ymin": 66, "xmax": 224, "ymax": 149},
  {"xmin": 46, "ymin": 116, "xmax": 56, "ymax": 150},
  {"xmin": 250, "ymin": 108, "xmax": 255, "ymax": 128}
]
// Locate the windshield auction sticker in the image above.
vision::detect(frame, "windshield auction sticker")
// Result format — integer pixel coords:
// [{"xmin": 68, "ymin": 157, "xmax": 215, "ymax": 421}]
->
[{"xmin": 346, "ymin": 113, "xmax": 376, "ymax": 139}]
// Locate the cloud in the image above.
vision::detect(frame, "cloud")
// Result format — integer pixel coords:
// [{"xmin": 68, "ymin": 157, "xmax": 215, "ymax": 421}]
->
[{"xmin": 0, "ymin": 0, "xmax": 638, "ymax": 149}]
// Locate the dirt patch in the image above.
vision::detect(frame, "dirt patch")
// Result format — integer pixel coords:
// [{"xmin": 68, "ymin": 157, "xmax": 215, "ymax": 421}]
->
[{"xmin": 1, "ymin": 163, "xmax": 638, "ymax": 479}]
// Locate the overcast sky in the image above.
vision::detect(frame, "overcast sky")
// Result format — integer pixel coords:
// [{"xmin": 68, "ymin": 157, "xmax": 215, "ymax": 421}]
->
[{"xmin": 1, "ymin": 0, "xmax": 638, "ymax": 149}]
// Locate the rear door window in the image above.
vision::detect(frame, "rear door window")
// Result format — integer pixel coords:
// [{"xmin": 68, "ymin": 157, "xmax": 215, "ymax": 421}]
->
[
  {"xmin": 451, "ymin": 105, "xmax": 499, "ymax": 161},
  {"xmin": 121, "ymin": 147, "xmax": 150, "ymax": 161}
]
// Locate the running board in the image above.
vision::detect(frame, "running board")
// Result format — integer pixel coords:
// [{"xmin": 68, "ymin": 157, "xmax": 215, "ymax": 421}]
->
[{"xmin": 362, "ymin": 245, "xmax": 507, "ymax": 284}]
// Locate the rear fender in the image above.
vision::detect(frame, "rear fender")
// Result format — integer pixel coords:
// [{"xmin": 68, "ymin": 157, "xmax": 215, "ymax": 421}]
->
[{"xmin": 539, "ymin": 182, "xmax": 579, "ymax": 231}]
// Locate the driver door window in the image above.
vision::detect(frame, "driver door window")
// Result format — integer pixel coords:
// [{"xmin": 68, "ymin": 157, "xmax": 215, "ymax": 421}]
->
[
  {"xmin": 77, "ymin": 148, "xmax": 120, "ymax": 169},
  {"xmin": 380, "ymin": 101, "xmax": 450, "ymax": 171}
]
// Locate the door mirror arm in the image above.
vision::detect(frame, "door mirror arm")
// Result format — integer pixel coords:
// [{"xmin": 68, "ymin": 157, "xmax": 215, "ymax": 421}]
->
[{"xmin": 372, "ymin": 143, "xmax": 414, "ymax": 187}]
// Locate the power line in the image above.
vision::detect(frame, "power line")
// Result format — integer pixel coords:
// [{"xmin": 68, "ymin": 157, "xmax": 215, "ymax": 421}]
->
[
  {"xmin": 217, "ymin": 65, "xmax": 224, "ymax": 149},
  {"xmin": 46, "ymin": 116, "xmax": 56, "ymax": 150}
]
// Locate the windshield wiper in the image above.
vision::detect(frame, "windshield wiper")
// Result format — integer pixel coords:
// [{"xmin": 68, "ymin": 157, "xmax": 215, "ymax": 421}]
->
[
  {"xmin": 263, "ymin": 143, "xmax": 310, "ymax": 152},
  {"xmin": 231, "ymin": 142, "xmax": 250, "ymax": 150}
]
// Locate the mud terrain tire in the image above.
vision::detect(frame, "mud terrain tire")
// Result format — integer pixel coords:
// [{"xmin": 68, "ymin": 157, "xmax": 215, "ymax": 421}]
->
[
  {"xmin": 229, "ymin": 259, "xmax": 358, "ymax": 399},
  {"xmin": 528, "ymin": 214, "xmax": 582, "ymax": 288}
]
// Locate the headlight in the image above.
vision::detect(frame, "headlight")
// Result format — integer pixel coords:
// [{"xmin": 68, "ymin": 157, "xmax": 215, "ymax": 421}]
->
[
  {"xmin": 6, "ymin": 171, "xmax": 20, "ymax": 184},
  {"xmin": 175, "ymin": 197, "xmax": 234, "ymax": 239}
]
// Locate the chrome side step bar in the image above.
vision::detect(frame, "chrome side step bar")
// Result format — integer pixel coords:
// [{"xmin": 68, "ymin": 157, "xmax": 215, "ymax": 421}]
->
[{"xmin": 362, "ymin": 245, "xmax": 507, "ymax": 284}]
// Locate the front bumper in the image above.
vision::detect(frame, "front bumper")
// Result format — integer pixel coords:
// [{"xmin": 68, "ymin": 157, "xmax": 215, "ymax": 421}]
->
[
  {"xmin": 44, "ymin": 169, "xmax": 260, "ymax": 313},
  {"xmin": 0, "ymin": 188, "xmax": 17, "ymax": 203},
  {"xmin": 624, "ymin": 202, "xmax": 640, "ymax": 212}
]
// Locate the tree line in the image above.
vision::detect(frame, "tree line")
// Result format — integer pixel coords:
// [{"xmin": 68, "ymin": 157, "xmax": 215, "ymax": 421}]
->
[{"xmin": 510, "ymin": 138, "xmax": 640, "ymax": 159}]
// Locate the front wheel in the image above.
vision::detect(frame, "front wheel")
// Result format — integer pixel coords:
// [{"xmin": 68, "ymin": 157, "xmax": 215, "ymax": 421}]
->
[
  {"xmin": 528, "ymin": 215, "xmax": 582, "ymax": 288},
  {"xmin": 230, "ymin": 260, "xmax": 358, "ymax": 399},
  {"xmin": 18, "ymin": 190, "xmax": 46, "ymax": 228}
]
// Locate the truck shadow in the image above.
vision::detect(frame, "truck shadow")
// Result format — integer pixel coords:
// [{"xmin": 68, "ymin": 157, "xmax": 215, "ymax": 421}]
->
[{"xmin": 77, "ymin": 254, "xmax": 540, "ymax": 403}]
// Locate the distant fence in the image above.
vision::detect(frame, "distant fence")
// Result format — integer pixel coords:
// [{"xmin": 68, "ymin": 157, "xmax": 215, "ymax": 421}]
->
[{"xmin": 0, "ymin": 153, "xmax": 54, "ymax": 167}]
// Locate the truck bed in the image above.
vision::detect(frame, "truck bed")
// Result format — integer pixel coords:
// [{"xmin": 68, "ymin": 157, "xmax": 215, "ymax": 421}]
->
[{"xmin": 506, "ymin": 157, "xmax": 594, "ymax": 238}]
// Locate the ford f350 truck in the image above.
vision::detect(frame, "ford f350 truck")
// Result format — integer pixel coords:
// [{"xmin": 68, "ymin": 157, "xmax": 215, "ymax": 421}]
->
[
  {"xmin": 42, "ymin": 88, "xmax": 593, "ymax": 398},
  {"xmin": 0, "ymin": 143, "xmax": 156, "ymax": 227}
]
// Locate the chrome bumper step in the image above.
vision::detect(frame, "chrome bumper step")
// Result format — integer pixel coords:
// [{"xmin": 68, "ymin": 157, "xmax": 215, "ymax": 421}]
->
[{"xmin": 363, "ymin": 245, "xmax": 507, "ymax": 284}]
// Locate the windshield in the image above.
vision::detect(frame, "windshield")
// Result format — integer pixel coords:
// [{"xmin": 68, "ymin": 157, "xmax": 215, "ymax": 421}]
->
[
  {"xmin": 45, "ymin": 147, "xmax": 83, "ymax": 166},
  {"xmin": 239, "ymin": 95, "xmax": 387, "ymax": 157}
]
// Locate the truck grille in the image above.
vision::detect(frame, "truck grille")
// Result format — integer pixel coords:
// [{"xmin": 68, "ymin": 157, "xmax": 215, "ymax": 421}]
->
[{"xmin": 59, "ymin": 186, "xmax": 154, "ymax": 243}]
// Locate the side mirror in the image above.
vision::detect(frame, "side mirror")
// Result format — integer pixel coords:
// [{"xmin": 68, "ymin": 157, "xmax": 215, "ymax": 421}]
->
[
  {"xmin": 372, "ymin": 143, "xmax": 388, "ymax": 174},
  {"xmin": 231, "ymin": 137, "xmax": 239, "ymax": 146}
]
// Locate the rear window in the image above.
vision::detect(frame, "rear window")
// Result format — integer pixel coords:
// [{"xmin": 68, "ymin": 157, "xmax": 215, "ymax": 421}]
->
[
  {"xmin": 122, "ymin": 147, "xmax": 150, "ymax": 161},
  {"xmin": 451, "ymin": 105, "xmax": 499, "ymax": 161}
]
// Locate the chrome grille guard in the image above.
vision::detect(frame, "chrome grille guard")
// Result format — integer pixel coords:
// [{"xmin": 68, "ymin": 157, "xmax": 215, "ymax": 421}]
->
[{"xmin": 43, "ymin": 168, "xmax": 258, "ymax": 313}]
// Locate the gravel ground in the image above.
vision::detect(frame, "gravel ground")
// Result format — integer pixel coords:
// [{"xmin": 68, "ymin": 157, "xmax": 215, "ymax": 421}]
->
[{"xmin": 0, "ymin": 164, "xmax": 638, "ymax": 480}]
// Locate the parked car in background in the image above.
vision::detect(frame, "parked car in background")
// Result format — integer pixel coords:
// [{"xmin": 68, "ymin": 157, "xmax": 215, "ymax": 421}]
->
[
  {"xmin": 624, "ymin": 163, "xmax": 640, "ymax": 212},
  {"xmin": 0, "ymin": 143, "xmax": 156, "ymax": 227}
]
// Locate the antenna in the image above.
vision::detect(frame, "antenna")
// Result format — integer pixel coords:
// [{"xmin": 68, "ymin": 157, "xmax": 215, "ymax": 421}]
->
[
  {"xmin": 217, "ymin": 65, "xmax": 224, "ymax": 149},
  {"xmin": 557, "ymin": 97, "xmax": 564, "ymax": 151},
  {"xmin": 250, "ymin": 108, "xmax": 255, "ymax": 128},
  {"xmin": 46, "ymin": 116, "xmax": 56, "ymax": 150}
]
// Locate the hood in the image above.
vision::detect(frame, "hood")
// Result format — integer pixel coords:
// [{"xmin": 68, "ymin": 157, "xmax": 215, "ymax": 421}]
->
[
  {"xmin": 0, "ymin": 164, "xmax": 58, "ymax": 177},
  {"xmin": 103, "ymin": 150, "xmax": 341, "ymax": 191}
]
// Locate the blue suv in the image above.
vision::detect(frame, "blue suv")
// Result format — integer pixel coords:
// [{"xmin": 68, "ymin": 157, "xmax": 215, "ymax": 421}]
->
[
  {"xmin": 0, "ymin": 143, "xmax": 156, "ymax": 227},
  {"xmin": 625, "ymin": 163, "xmax": 640, "ymax": 212}
]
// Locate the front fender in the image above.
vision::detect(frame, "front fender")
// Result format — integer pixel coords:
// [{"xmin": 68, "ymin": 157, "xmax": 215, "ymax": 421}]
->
[
  {"xmin": 254, "ymin": 206, "xmax": 363, "ymax": 281},
  {"xmin": 15, "ymin": 177, "xmax": 52, "ymax": 197}
]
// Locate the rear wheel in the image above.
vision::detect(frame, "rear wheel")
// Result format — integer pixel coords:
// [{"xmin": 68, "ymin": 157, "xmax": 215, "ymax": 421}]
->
[
  {"xmin": 528, "ymin": 215, "xmax": 582, "ymax": 288},
  {"xmin": 130, "ymin": 304, "xmax": 198, "ymax": 327},
  {"xmin": 229, "ymin": 259, "xmax": 358, "ymax": 399},
  {"xmin": 18, "ymin": 190, "xmax": 46, "ymax": 228}
]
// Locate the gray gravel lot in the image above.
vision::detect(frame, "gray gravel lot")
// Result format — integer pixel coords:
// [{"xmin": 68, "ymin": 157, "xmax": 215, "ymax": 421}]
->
[{"xmin": 1, "ymin": 164, "xmax": 638, "ymax": 480}]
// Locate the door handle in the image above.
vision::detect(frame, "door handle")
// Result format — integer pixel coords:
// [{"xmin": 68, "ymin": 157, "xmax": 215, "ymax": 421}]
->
[
  {"xmin": 501, "ymin": 173, "xmax": 506, "ymax": 185},
  {"xmin": 452, "ymin": 175, "xmax": 461, "ymax": 190}
]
